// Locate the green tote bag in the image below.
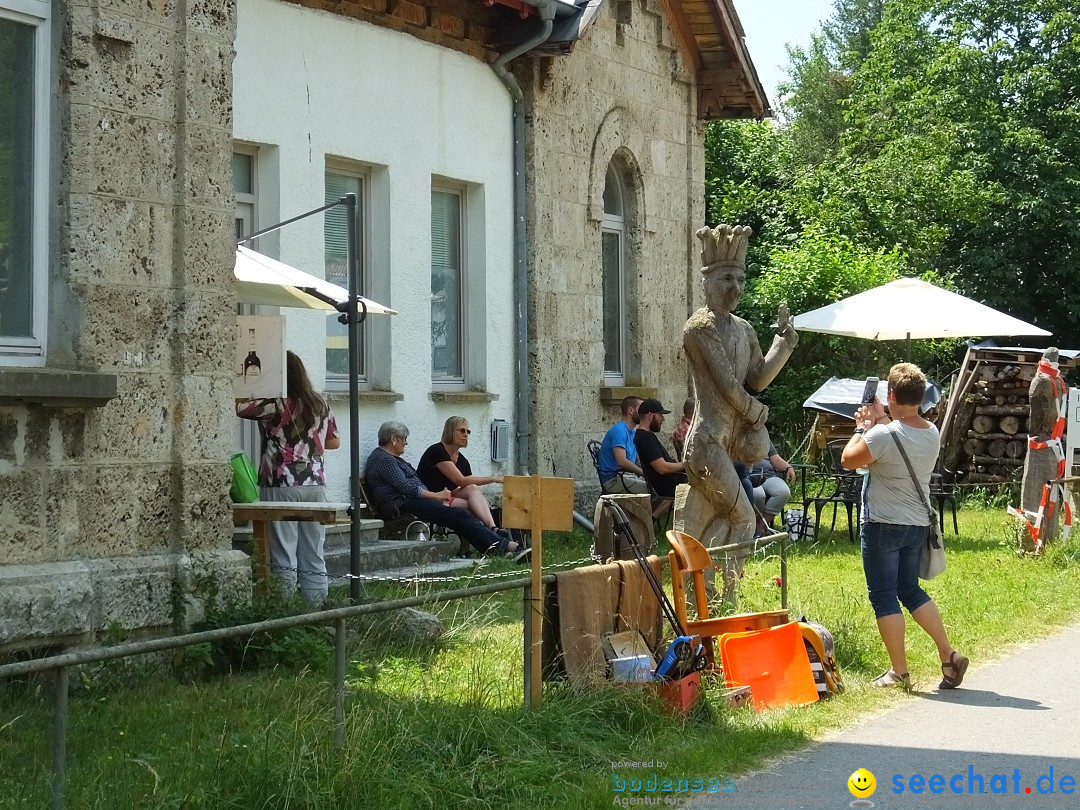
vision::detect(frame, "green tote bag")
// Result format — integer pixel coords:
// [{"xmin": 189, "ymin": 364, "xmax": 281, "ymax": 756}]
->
[{"xmin": 230, "ymin": 453, "xmax": 260, "ymax": 503}]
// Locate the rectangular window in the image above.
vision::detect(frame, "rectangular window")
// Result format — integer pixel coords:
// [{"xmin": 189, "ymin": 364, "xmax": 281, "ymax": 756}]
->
[
  {"xmin": 431, "ymin": 188, "xmax": 464, "ymax": 383},
  {"xmin": 233, "ymin": 150, "xmax": 256, "ymax": 241},
  {"xmin": 0, "ymin": 3, "xmax": 49, "ymax": 363},
  {"xmin": 602, "ymin": 228, "xmax": 625, "ymax": 381},
  {"xmin": 232, "ymin": 147, "xmax": 259, "ymax": 462},
  {"xmin": 325, "ymin": 168, "xmax": 366, "ymax": 383}
]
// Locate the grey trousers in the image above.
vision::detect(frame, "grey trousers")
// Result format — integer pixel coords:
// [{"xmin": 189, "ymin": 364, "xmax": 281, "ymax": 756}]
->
[
  {"xmin": 753, "ymin": 477, "xmax": 791, "ymax": 518},
  {"xmin": 260, "ymin": 485, "xmax": 328, "ymax": 607},
  {"xmin": 603, "ymin": 473, "xmax": 649, "ymax": 495}
]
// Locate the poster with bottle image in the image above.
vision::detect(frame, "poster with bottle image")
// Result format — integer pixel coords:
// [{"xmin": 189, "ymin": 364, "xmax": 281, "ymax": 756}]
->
[{"xmin": 234, "ymin": 315, "xmax": 286, "ymax": 399}]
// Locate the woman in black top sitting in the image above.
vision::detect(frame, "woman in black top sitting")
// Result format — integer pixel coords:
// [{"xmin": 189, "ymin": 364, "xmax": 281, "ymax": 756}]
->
[{"xmin": 417, "ymin": 416, "xmax": 504, "ymax": 531}]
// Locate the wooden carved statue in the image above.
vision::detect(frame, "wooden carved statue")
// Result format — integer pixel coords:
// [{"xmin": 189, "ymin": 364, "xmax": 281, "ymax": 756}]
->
[{"xmin": 676, "ymin": 224, "xmax": 799, "ymax": 603}]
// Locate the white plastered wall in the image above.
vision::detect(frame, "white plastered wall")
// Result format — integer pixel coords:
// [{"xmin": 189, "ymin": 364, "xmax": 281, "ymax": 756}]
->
[{"xmin": 233, "ymin": 0, "xmax": 516, "ymax": 499}]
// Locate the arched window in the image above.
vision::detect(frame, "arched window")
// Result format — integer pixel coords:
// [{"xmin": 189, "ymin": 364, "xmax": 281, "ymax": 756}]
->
[{"xmin": 601, "ymin": 165, "xmax": 627, "ymax": 382}]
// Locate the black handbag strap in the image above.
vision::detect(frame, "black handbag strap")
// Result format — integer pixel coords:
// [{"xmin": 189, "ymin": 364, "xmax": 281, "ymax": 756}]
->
[{"xmin": 887, "ymin": 424, "xmax": 934, "ymax": 519}]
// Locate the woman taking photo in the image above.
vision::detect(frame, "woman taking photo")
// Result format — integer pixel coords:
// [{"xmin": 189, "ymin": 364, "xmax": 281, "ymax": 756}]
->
[
  {"xmin": 841, "ymin": 362, "xmax": 968, "ymax": 690},
  {"xmin": 237, "ymin": 351, "xmax": 339, "ymax": 607},
  {"xmin": 417, "ymin": 416, "xmax": 504, "ymax": 532}
]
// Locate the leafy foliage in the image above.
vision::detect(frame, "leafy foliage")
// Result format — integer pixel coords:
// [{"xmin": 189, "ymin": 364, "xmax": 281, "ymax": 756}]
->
[{"xmin": 706, "ymin": 0, "xmax": 1073, "ymax": 435}]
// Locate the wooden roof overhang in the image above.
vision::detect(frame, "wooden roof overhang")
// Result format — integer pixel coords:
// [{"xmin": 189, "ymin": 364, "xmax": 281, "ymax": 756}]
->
[{"xmin": 659, "ymin": 0, "xmax": 770, "ymax": 119}]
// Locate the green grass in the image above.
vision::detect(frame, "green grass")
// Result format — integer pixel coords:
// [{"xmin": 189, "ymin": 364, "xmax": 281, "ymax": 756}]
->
[{"xmin": 3, "ymin": 506, "xmax": 1080, "ymax": 808}]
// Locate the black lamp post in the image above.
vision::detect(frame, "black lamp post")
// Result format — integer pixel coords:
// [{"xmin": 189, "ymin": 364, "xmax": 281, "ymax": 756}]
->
[{"xmin": 238, "ymin": 192, "xmax": 367, "ymax": 603}]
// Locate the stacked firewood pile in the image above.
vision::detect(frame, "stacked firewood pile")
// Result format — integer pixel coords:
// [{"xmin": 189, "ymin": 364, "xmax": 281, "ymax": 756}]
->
[
  {"xmin": 959, "ymin": 364, "xmax": 1033, "ymax": 483},
  {"xmin": 940, "ymin": 347, "xmax": 1078, "ymax": 487}
]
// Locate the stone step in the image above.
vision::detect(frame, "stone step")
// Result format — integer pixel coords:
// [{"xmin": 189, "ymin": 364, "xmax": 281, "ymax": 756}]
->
[
  {"xmin": 348, "ymin": 557, "xmax": 480, "ymax": 585},
  {"xmin": 233, "ymin": 519, "xmax": 471, "ymax": 578},
  {"xmin": 324, "ymin": 537, "xmax": 460, "ymax": 576},
  {"xmin": 324, "ymin": 519, "xmax": 386, "ymax": 547},
  {"xmin": 233, "ymin": 517, "xmax": 384, "ymax": 551}
]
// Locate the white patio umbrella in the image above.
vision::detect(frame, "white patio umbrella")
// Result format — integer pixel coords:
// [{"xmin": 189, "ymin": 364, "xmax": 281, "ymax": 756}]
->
[
  {"xmin": 792, "ymin": 277, "xmax": 1049, "ymax": 341},
  {"xmin": 234, "ymin": 245, "xmax": 396, "ymax": 314}
]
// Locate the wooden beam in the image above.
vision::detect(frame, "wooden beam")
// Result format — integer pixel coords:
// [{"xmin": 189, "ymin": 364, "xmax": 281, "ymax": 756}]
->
[{"xmin": 656, "ymin": 0, "xmax": 703, "ymax": 71}]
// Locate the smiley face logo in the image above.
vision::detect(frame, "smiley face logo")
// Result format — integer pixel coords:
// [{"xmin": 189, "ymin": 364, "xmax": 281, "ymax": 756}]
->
[{"xmin": 848, "ymin": 768, "xmax": 876, "ymax": 798}]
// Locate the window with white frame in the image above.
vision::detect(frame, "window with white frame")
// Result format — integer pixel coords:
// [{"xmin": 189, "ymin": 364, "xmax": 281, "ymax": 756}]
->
[
  {"xmin": 601, "ymin": 165, "xmax": 627, "ymax": 383},
  {"xmin": 0, "ymin": 1, "xmax": 49, "ymax": 364},
  {"xmin": 232, "ymin": 147, "xmax": 260, "ymax": 462},
  {"xmin": 233, "ymin": 149, "xmax": 257, "ymax": 241},
  {"xmin": 325, "ymin": 166, "xmax": 368, "ymax": 384},
  {"xmin": 431, "ymin": 187, "xmax": 465, "ymax": 384}
]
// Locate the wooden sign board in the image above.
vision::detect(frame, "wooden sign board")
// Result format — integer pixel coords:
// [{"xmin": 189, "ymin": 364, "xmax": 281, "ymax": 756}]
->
[{"xmin": 502, "ymin": 476, "xmax": 574, "ymax": 532}]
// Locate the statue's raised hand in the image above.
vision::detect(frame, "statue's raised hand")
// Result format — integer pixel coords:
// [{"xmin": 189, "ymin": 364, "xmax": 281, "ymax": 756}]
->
[{"xmin": 775, "ymin": 304, "xmax": 798, "ymax": 345}]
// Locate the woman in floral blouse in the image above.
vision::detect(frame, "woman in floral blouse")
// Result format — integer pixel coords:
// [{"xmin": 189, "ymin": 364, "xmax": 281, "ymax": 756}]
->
[{"xmin": 237, "ymin": 351, "xmax": 340, "ymax": 606}]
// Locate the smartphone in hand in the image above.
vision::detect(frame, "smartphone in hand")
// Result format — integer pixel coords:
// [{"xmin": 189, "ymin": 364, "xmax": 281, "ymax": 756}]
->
[{"xmin": 861, "ymin": 376, "xmax": 880, "ymax": 405}]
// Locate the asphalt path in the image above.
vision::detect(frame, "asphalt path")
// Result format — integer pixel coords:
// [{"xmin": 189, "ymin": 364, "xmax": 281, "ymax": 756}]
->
[{"xmin": 688, "ymin": 622, "xmax": 1080, "ymax": 809}]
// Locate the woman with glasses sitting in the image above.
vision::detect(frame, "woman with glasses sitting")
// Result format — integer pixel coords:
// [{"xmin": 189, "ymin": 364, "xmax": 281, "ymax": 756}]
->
[
  {"xmin": 366, "ymin": 421, "xmax": 527, "ymax": 561},
  {"xmin": 417, "ymin": 416, "xmax": 504, "ymax": 533}
]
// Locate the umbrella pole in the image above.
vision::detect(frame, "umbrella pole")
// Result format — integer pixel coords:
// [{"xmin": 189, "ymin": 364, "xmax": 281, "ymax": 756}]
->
[{"xmin": 344, "ymin": 192, "xmax": 367, "ymax": 605}]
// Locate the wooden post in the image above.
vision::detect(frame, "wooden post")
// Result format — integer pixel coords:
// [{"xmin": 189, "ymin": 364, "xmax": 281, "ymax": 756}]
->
[
  {"xmin": 502, "ymin": 476, "xmax": 574, "ymax": 709},
  {"xmin": 252, "ymin": 520, "xmax": 270, "ymax": 595},
  {"xmin": 528, "ymin": 476, "xmax": 544, "ymax": 707}
]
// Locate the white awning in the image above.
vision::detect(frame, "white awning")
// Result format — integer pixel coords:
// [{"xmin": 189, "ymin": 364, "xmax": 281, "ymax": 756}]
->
[{"xmin": 234, "ymin": 245, "xmax": 396, "ymax": 314}]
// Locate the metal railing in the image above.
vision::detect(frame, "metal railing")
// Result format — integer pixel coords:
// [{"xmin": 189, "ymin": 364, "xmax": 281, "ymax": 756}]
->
[{"xmin": 0, "ymin": 532, "xmax": 787, "ymax": 810}]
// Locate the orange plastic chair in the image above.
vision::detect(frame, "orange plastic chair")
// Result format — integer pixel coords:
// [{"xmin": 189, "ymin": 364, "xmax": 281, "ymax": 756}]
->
[
  {"xmin": 666, "ymin": 530, "xmax": 788, "ymax": 663},
  {"xmin": 719, "ymin": 621, "xmax": 819, "ymax": 710}
]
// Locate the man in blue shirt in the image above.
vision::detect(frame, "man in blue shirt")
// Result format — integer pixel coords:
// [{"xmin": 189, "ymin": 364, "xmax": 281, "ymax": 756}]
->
[{"xmin": 598, "ymin": 396, "xmax": 649, "ymax": 494}]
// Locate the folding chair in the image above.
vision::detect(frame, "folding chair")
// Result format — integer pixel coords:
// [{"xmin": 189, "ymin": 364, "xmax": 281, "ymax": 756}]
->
[
  {"xmin": 929, "ymin": 471, "xmax": 960, "ymax": 535},
  {"xmin": 587, "ymin": 438, "xmax": 624, "ymax": 495}
]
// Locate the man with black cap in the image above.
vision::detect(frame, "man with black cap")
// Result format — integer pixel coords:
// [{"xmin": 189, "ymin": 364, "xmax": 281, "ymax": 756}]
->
[{"xmin": 633, "ymin": 399, "xmax": 688, "ymax": 498}]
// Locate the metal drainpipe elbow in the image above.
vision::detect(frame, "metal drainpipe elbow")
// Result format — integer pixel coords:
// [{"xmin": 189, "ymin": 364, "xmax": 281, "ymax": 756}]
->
[{"xmin": 493, "ymin": 0, "xmax": 556, "ymax": 74}]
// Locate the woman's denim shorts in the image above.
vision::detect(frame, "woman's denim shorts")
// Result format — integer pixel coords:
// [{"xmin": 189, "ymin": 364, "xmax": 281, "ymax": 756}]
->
[{"xmin": 860, "ymin": 521, "xmax": 932, "ymax": 619}]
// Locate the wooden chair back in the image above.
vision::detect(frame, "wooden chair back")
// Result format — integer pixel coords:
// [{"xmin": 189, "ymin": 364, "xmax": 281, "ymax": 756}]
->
[
  {"xmin": 666, "ymin": 529, "xmax": 790, "ymax": 657},
  {"xmin": 666, "ymin": 529, "xmax": 714, "ymax": 629}
]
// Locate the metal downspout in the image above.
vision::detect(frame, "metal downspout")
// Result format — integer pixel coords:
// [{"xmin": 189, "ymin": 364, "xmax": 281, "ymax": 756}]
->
[{"xmin": 492, "ymin": 0, "xmax": 555, "ymax": 475}]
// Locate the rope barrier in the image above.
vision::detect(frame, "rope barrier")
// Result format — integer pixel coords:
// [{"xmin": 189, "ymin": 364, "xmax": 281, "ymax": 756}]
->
[
  {"xmin": 270, "ymin": 533, "xmax": 788, "ymax": 588},
  {"xmin": 271, "ymin": 555, "xmax": 596, "ymax": 587}
]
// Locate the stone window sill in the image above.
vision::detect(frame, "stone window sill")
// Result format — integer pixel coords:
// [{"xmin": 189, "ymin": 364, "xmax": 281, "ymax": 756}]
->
[
  {"xmin": 326, "ymin": 389, "xmax": 405, "ymax": 403},
  {"xmin": 598, "ymin": 385, "xmax": 658, "ymax": 406},
  {"xmin": 429, "ymin": 390, "xmax": 499, "ymax": 403},
  {"xmin": 0, "ymin": 369, "xmax": 118, "ymax": 407}
]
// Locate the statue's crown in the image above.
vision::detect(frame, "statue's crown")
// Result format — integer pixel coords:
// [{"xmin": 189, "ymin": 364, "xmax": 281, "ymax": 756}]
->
[{"xmin": 696, "ymin": 224, "xmax": 752, "ymax": 273}]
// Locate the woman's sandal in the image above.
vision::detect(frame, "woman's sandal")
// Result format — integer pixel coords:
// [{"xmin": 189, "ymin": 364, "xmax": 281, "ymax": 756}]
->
[
  {"xmin": 871, "ymin": 669, "xmax": 910, "ymax": 689},
  {"xmin": 939, "ymin": 651, "xmax": 969, "ymax": 689}
]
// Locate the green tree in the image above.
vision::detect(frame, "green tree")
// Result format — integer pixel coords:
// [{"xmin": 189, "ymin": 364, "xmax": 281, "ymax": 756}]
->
[
  {"xmin": 840, "ymin": 0, "xmax": 1080, "ymax": 335},
  {"xmin": 703, "ymin": 0, "xmax": 1079, "ymax": 441}
]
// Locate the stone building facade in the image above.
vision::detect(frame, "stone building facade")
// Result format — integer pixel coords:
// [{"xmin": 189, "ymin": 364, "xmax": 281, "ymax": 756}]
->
[
  {"xmin": 0, "ymin": 0, "xmax": 249, "ymax": 650},
  {"xmin": 0, "ymin": 0, "xmax": 764, "ymax": 649},
  {"xmin": 518, "ymin": 0, "xmax": 766, "ymax": 489}
]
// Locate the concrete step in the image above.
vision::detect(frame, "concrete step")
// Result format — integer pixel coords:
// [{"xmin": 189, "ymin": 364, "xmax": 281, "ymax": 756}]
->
[
  {"xmin": 324, "ymin": 537, "xmax": 460, "ymax": 577},
  {"xmin": 349, "ymin": 557, "xmax": 480, "ymax": 584},
  {"xmin": 233, "ymin": 517, "xmax": 384, "ymax": 551},
  {"xmin": 324, "ymin": 519, "xmax": 385, "ymax": 547},
  {"xmin": 234, "ymin": 518, "xmax": 468, "ymax": 578}
]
